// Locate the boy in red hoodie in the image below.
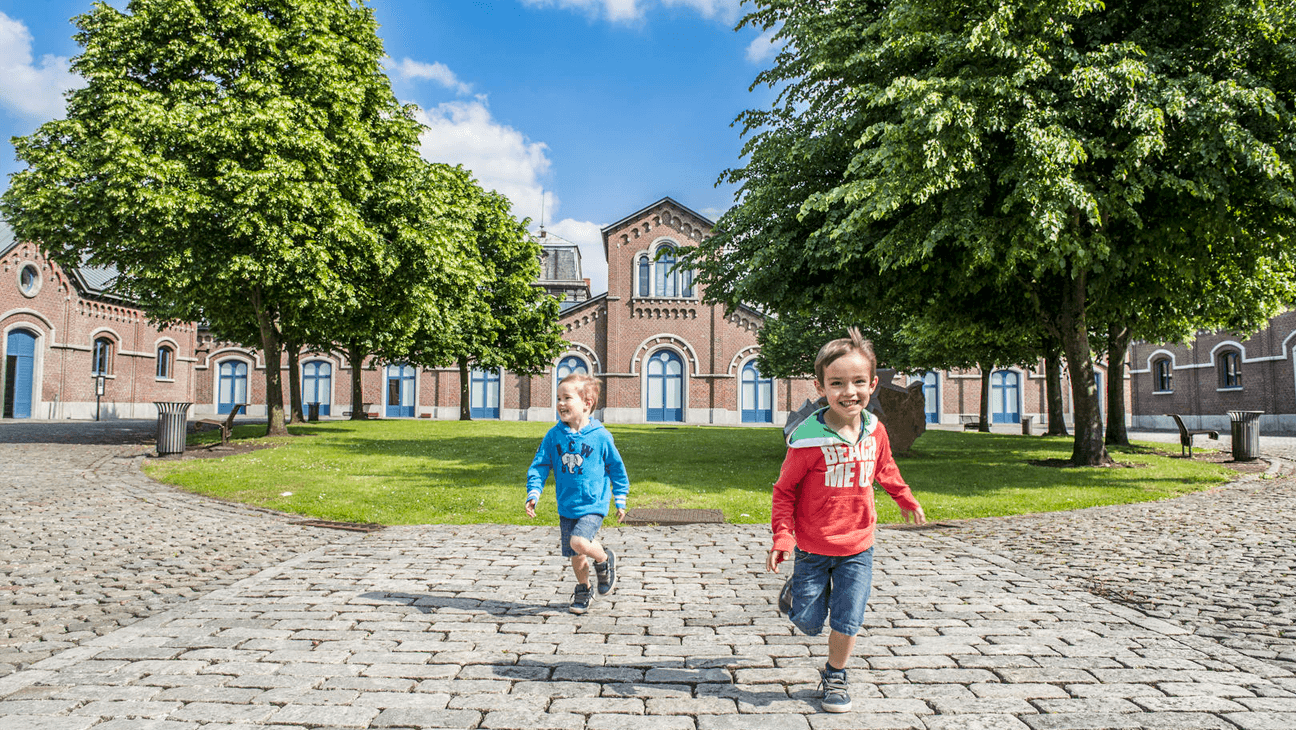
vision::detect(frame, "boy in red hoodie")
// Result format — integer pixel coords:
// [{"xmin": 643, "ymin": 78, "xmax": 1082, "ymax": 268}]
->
[{"xmin": 768, "ymin": 328, "xmax": 926, "ymax": 713}]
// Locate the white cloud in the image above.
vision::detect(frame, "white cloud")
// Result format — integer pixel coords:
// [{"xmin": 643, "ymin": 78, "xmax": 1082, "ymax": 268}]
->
[
  {"xmin": 388, "ymin": 57, "xmax": 472, "ymax": 95},
  {"xmin": 519, "ymin": 0, "xmax": 741, "ymax": 22},
  {"xmin": 0, "ymin": 12, "xmax": 82, "ymax": 122},
  {"xmin": 547, "ymin": 218, "xmax": 609, "ymax": 294},
  {"xmin": 699, "ymin": 206, "xmax": 727, "ymax": 222},
  {"xmin": 745, "ymin": 27, "xmax": 781, "ymax": 64},
  {"xmin": 413, "ymin": 100, "xmax": 554, "ymax": 224}
]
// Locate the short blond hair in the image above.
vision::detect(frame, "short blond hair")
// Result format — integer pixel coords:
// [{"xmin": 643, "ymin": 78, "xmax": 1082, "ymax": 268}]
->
[
  {"xmin": 813, "ymin": 327, "xmax": 877, "ymax": 383},
  {"xmin": 559, "ymin": 373, "xmax": 601, "ymax": 406}
]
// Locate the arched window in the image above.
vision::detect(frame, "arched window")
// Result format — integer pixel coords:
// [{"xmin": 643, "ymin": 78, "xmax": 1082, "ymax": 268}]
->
[
  {"xmin": 1153, "ymin": 358, "xmax": 1173, "ymax": 392},
  {"xmin": 92, "ymin": 337, "xmax": 114, "ymax": 375},
  {"xmin": 651, "ymin": 244, "xmax": 695, "ymax": 298},
  {"xmin": 470, "ymin": 367, "xmax": 500, "ymax": 419},
  {"xmin": 18, "ymin": 264, "xmax": 40, "ymax": 297},
  {"xmin": 990, "ymin": 370, "xmax": 1020, "ymax": 424},
  {"xmin": 556, "ymin": 356, "xmax": 588, "ymax": 380},
  {"xmin": 303, "ymin": 361, "xmax": 332, "ymax": 416},
  {"xmin": 1218, "ymin": 350, "xmax": 1242, "ymax": 389},
  {"xmin": 217, "ymin": 360, "xmax": 248, "ymax": 414},
  {"xmin": 637, "ymin": 254, "xmax": 650, "ymax": 297},
  {"xmin": 646, "ymin": 350, "xmax": 684, "ymax": 422},
  {"xmin": 156, "ymin": 346, "xmax": 173, "ymax": 379},
  {"xmin": 741, "ymin": 360, "xmax": 773, "ymax": 423}
]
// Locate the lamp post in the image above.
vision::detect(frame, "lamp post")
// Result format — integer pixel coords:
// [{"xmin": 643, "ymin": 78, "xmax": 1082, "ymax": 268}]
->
[{"xmin": 95, "ymin": 375, "xmax": 105, "ymax": 421}]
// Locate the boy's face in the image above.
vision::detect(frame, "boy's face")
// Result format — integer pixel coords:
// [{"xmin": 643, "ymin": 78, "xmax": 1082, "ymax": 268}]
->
[
  {"xmin": 556, "ymin": 382, "xmax": 594, "ymax": 427},
  {"xmin": 815, "ymin": 351, "xmax": 878, "ymax": 426}
]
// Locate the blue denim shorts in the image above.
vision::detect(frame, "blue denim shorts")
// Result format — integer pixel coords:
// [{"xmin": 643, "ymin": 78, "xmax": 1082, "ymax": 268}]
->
[
  {"xmin": 787, "ymin": 546, "xmax": 875, "ymax": 636},
  {"xmin": 559, "ymin": 514, "xmax": 603, "ymax": 557}
]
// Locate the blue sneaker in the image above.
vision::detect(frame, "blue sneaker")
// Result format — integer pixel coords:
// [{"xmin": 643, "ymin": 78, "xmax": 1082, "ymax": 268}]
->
[
  {"xmin": 820, "ymin": 664, "xmax": 851, "ymax": 713},
  {"xmin": 569, "ymin": 582, "xmax": 593, "ymax": 614},
  {"xmin": 594, "ymin": 549, "xmax": 617, "ymax": 596}
]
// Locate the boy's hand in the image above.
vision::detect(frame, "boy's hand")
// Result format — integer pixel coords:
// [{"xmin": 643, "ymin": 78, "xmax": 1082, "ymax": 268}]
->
[
  {"xmin": 766, "ymin": 549, "xmax": 790, "ymax": 573},
  {"xmin": 901, "ymin": 505, "xmax": 926, "ymax": 525},
  {"xmin": 525, "ymin": 499, "xmax": 537, "ymax": 518},
  {"xmin": 615, "ymin": 507, "xmax": 626, "ymax": 523}
]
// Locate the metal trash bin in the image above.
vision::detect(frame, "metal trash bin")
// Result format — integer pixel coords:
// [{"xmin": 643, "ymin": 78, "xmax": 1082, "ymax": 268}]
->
[
  {"xmin": 155, "ymin": 401, "xmax": 192, "ymax": 456},
  {"xmin": 307, "ymin": 402, "xmax": 320, "ymax": 422},
  {"xmin": 1021, "ymin": 415, "xmax": 1033, "ymax": 436},
  {"xmin": 1227, "ymin": 410, "xmax": 1263, "ymax": 461}
]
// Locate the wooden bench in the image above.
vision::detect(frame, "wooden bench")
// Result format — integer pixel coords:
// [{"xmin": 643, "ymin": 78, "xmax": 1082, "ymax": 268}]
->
[
  {"xmin": 342, "ymin": 403, "xmax": 373, "ymax": 419},
  {"xmin": 1168, "ymin": 414, "xmax": 1218, "ymax": 457},
  {"xmin": 197, "ymin": 404, "xmax": 246, "ymax": 446},
  {"xmin": 960, "ymin": 415, "xmax": 985, "ymax": 431}
]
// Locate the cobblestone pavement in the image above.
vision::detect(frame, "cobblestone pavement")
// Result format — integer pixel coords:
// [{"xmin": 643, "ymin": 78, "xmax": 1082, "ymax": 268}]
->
[
  {"xmin": 1, "ymin": 421, "xmax": 1295, "ymax": 729},
  {"xmin": 0, "ymin": 421, "xmax": 337, "ymax": 680}
]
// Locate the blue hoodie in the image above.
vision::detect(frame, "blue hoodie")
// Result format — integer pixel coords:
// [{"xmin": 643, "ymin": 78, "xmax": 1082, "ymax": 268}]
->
[{"xmin": 526, "ymin": 419, "xmax": 629, "ymax": 519}]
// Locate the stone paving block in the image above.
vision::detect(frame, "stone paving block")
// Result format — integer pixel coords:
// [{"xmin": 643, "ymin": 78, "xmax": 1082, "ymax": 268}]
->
[
  {"xmin": 4, "ymin": 718, "xmax": 104, "ymax": 730},
  {"xmin": 602, "ymin": 682, "xmax": 692, "ymax": 698},
  {"xmin": 166, "ymin": 701, "xmax": 278, "ymax": 724},
  {"xmin": 880, "ymin": 683, "xmax": 975, "ymax": 699},
  {"xmin": 266, "ymin": 704, "xmax": 380, "ymax": 728},
  {"xmin": 549, "ymin": 697, "xmax": 646, "ymax": 714},
  {"xmin": 370, "ymin": 708, "xmax": 483, "ymax": 728},
  {"xmin": 698, "ymin": 714, "xmax": 811, "ymax": 730},
  {"xmin": 449, "ymin": 693, "xmax": 550, "ymax": 712},
  {"xmin": 1222, "ymin": 712, "xmax": 1296, "ymax": 730},
  {"xmin": 587, "ymin": 714, "xmax": 696, "ymax": 730},
  {"xmin": 69, "ymin": 700, "xmax": 181, "ymax": 719},
  {"xmin": 478, "ymin": 709, "xmax": 585, "ymax": 729},
  {"xmin": 1132, "ymin": 695, "xmax": 1249, "ymax": 712},
  {"xmin": 921, "ymin": 715, "xmax": 1033, "ymax": 730},
  {"xmin": 352, "ymin": 691, "xmax": 450, "ymax": 709},
  {"xmin": 807, "ymin": 713, "xmax": 927, "ymax": 729},
  {"xmin": 1021, "ymin": 712, "xmax": 1235, "ymax": 729},
  {"xmin": 928, "ymin": 697, "xmax": 1037, "ymax": 714},
  {"xmin": 93, "ymin": 721, "xmax": 199, "ymax": 730}
]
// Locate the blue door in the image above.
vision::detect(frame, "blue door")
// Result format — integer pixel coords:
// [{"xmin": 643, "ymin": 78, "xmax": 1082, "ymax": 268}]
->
[
  {"xmin": 646, "ymin": 350, "xmax": 683, "ymax": 422},
  {"xmin": 991, "ymin": 370, "xmax": 1020, "ymax": 424},
  {"xmin": 303, "ymin": 361, "xmax": 332, "ymax": 416},
  {"xmin": 920, "ymin": 371, "xmax": 939, "ymax": 423},
  {"xmin": 217, "ymin": 361, "xmax": 248, "ymax": 414},
  {"xmin": 741, "ymin": 360, "xmax": 772, "ymax": 423},
  {"xmin": 386, "ymin": 365, "xmax": 416, "ymax": 418},
  {"xmin": 4, "ymin": 329, "xmax": 37, "ymax": 419},
  {"xmin": 470, "ymin": 368, "xmax": 500, "ymax": 419},
  {"xmin": 1095, "ymin": 371, "xmax": 1104, "ymax": 423},
  {"xmin": 556, "ymin": 356, "xmax": 588, "ymax": 380}
]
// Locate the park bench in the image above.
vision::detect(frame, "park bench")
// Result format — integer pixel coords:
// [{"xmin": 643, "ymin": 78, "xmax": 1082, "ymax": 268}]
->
[
  {"xmin": 342, "ymin": 402, "xmax": 374, "ymax": 419},
  {"xmin": 960, "ymin": 415, "xmax": 985, "ymax": 431},
  {"xmin": 196, "ymin": 404, "xmax": 246, "ymax": 446},
  {"xmin": 1168, "ymin": 413, "xmax": 1218, "ymax": 457}
]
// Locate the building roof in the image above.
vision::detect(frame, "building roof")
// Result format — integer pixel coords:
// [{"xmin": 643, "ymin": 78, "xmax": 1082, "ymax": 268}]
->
[
  {"xmin": 0, "ymin": 222, "xmax": 125, "ymax": 302},
  {"xmin": 600, "ymin": 196, "xmax": 715, "ymax": 236}
]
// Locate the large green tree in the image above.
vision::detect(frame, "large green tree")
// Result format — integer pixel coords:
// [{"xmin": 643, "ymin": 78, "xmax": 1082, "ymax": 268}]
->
[
  {"xmin": 2, "ymin": 0, "xmax": 431, "ymax": 436},
  {"xmin": 687, "ymin": 0, "xmax": 1296, "ymax": 465}
]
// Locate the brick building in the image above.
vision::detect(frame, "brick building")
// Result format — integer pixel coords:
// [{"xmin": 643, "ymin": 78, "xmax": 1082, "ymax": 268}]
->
[{"xmin": 1129, "ymin": 310, "xmax": 1296, "ymax": 435}]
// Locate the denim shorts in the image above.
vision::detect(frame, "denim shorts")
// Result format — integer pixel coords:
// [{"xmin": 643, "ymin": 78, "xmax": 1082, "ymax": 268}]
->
[
  {"xmin": 787, "ymin": 546, "xmax": 875, "ymax": 636},
  {"xmin": 559, "ymin": 514, "xmax": 604, "ymax": 557}
]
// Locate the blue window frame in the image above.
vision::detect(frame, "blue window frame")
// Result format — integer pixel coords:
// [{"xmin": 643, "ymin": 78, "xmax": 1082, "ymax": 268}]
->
[
  {"xmin": 741, "ymin": 360, "xmax": 773, "ymax": 423},
  {"xmin": 156, "ymin": 346, "xmax": 173, "ymax": 379},
  {"xmin": 556, "ymin": 356, "xmax": 588, "ymax": 381},
  {"xmin": 303, "ymin": 361, "xmax": 332, "ymax": 416},
  {"xmin": 991, "ymin": 370, "xmax": 1020, "ymax": 424},
  {"xmin": 386, "ymin": 364, "xmax": 416, "ymax": 418},
  {"xmin": 470, "ymin": 368, "xmax": 500, "ymax": 419},
  {"xmin": 652, "ymin": 245, "xmax": 694, "ymax": 298},
  {"xmin": 1095, "ymin": 370, "xmax": 1105, "ymax": 422},
  {"xmin": 92, "ymin": 336, "xmax": 113, "ymax": 375},
  {"xmin": 920, "ymin": 371, "xmax": 939, "ymax": 423},
  {"xmin": 217, "ymin": 360, "xmax": 248, "ymax": 414},
  {"xmin": 4, "ymin": 328, "xmax": 37, "ymax": 419},
  {"xmin": 646, "ymin": 350, "xmax": 683, "ymax": 422},
  {"xmin": 1154, "ymin": 358, "xmax": 1173, "ymax": 392},
  {"xmin": 638, "ymin": 255, "xmax": 650, "ymax": 296}
]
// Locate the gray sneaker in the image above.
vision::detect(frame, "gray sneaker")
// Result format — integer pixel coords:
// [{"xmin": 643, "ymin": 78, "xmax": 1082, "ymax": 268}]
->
[
  {"xmin": 778, "ymin": 576, "xmax": 793, "ymax": 616},
  {"xmin": 820, "ymin": 664, "xmax": 851, "ymax": 713},
  {"xmin": 594, "ymin": 549, "xmax": 617, "ymax": 596},
  {"xmin": 569, "ymin": 583, "xmax": 593, "ymax": 614}
]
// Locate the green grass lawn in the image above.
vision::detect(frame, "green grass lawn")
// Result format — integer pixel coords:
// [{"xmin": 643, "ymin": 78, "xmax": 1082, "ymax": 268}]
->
[{"xmin": 142, "ymin": 420, "xmax": 1236, "ymax": 528}]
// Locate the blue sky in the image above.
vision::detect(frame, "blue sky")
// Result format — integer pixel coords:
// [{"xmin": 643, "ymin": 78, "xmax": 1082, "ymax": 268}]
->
[{"xmin": 0, "ymin": 0, "xmax": 782, "ymax": 292}]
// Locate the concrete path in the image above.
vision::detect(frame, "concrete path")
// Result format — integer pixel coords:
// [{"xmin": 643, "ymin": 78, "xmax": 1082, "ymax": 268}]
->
[{"xmin": 2, "ymin": 420, "xmax": 1295, "ymax": 729}]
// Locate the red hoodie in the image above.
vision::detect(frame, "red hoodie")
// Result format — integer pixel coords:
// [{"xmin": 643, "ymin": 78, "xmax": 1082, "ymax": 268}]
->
[{"xmin": 771, "ymin": 408, "xmax": 920, "ymax": 556}]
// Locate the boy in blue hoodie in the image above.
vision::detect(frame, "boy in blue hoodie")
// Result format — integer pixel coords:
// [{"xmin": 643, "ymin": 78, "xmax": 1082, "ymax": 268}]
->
[{"xmin": 525, "ymin": 373, "xmax": 629, "ymax": 614}]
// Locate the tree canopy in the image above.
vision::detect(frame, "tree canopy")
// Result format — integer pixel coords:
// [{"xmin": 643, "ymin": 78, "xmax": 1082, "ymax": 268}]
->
[
  {"xmin": 2, "ymin": 0, "xmax": 474, "ymax": 434},
  {"xmin": 686, "ymin": 0, "xmax": 1296, "ymax": 465}
]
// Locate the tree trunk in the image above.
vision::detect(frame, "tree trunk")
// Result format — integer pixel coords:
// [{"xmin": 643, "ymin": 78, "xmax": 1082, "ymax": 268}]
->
[
  {"xmin": 251, "ymin": 288, "xmax": 288, "ymax": 437},
  {"xmin": 1044, "ymin": 340, "xmax": 1069, "ymax": 436},
  {"xmin": 286, "ymin": 341, "xmax": 304, "ymax": 424},
  {"xmin": 347, "ymin": 342, "xmax": 367, "ymax": 420},
  {"xmin": 1051, "ymin": 272, "xmax": 1109, "ymax": 466},
  {"xmin": 459, "ymin": 357, "xmax": 472, "ymax": 421},
  {"xmin": 978, "ymin": 366, "xmax": 991, "ymax": 432},
  {"xmin": 1105, "ymin": 324, "xmax": 1132, "ymax": 446}
]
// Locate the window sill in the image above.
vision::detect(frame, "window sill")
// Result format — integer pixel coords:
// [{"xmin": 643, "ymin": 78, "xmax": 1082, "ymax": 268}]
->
[
  {"xmin": 91, "ymin": 373, "xmax": 117, "ymax": 380},
  {"xmin": 1217, "ymin": 386, "xmax": 1243, "ymax": 392},
  {"xmin": 633, "ymin": 296, "xmax": 698, "ymax": 303},
  {"xmin": 1152, "ymin": 390, "xmax": 1174, "ymax": 395},
  {"xmin": 155, "ymin": 377, "xmax": 175, "ymax": 383}
]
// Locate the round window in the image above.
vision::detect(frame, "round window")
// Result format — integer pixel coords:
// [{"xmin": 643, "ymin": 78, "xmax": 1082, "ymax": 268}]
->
[{"xmin": 18, "ymin": 263, "xmax": 41, "ymax": 298}]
